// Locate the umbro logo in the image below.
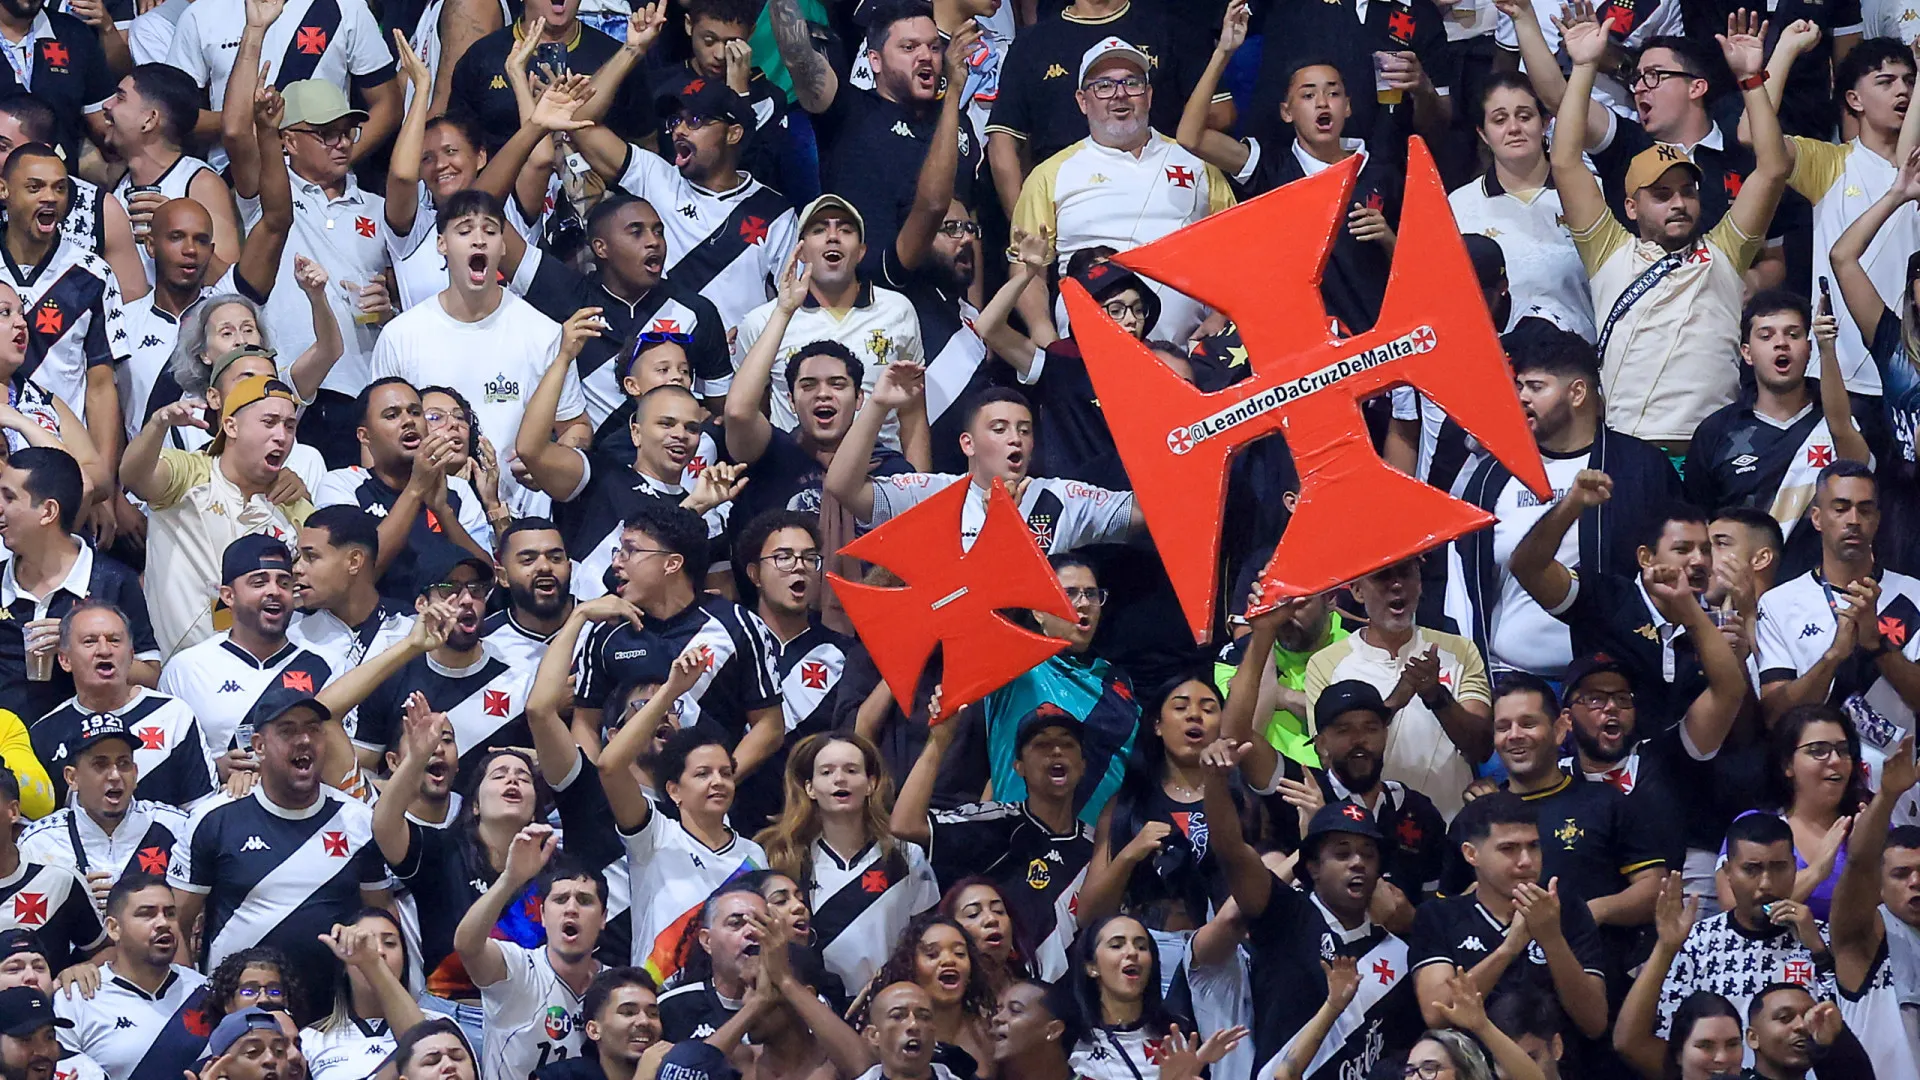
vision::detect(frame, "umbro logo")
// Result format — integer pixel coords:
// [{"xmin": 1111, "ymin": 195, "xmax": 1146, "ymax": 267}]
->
[
  {"xmin": 218, "ymin": 680, "xmax": 242, "ymax": 693},
  {"xmin": 1732, "ymin": 453, "xmax": 1758, "ymax": 471},
  {"xmin": 1801, "ymin": 623, "xmax": 1822, "ymax": 638},
  {"xmin": 1461, "ymin": 935, "xmax": 1486, "ymax": 951},
  {"xmin": 241, "ymin": 836, "xmax": 269, "ymax": 852},
  {"xmin": 115, "ymin": 1017, "xmax": 133, "ymax": 1029},
  {"xmin": 891, "ymin": 121, "xmax": 914, "ymax": 137}
]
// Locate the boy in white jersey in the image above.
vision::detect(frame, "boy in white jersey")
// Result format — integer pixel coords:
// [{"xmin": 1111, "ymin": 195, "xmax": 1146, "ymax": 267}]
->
[{"xmin": 456, "ymin": 823, "xmax": 607, "ymax": 1080}]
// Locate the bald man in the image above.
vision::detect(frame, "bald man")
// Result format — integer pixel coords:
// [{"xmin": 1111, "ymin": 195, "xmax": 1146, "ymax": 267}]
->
[{"xmin": 864, "ymin": 983, "xmax": 937, "ymax": 1080}]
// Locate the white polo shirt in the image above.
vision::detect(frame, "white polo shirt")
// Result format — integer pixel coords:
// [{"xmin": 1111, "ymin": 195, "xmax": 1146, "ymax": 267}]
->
[
  {"xmin": 167, "ymin": 0, "xmax": 392, "ymax": 111},
  {"xmin": 1448, "ymin": 172, "xmax": 1597, "ymax": 340}
]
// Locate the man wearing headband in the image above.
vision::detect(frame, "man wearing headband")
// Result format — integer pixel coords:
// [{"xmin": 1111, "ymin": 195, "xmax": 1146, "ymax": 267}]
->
[{"xmin": 122, "ymin": 372, "xmax": 310, "ymax": 658}]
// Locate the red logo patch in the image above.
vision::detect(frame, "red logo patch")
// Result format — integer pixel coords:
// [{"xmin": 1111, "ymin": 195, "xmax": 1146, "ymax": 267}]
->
[
  {"xmin": 1364, "ymin": 191, "xmax": 1385, "ymax": 212},
  {"xmin": 860, "ymin": 869, "xmax": 889, "ymax": 893},
  {"xmin": 1395, "ymin": 817, "xmax": 1423, "ymax": 846},
  {"xmin": 649, "ymin": 319, "xmax": 682, "ymax": 334},
  {"xmin": 1165, "ymin": 165, "xmax": 1195, "ymax": 188},
  {"xmin": 483, "ymin": 689, "xmax": 511, "ymax": 717},
  {"xmin": 1142, "ymin": 1039, "xmax": 1164, "ymax": 1065},
  {"xmin": 1807, "ymin": 443, "xmax": 1834, "ymax": 467},
  {"xmin": 1784, "ymin": 959, "xmax": 1814, "ymax": 985},
  {"xmin": 1880, "ymin": 615, "xmax": 1909, "ymax": 647},
  {"xmin": 295, "ymin": 26, "xmax": 328, "ymax": 55},
  {"xmin": 1372, "ymin": 958, "xmax": 1396, "ymax": 984},
  {"xmin": 40, "ymin": 42, "xmax": 68, "ymax": 68},
  {"xmin": 281, "ymin": 670, "xmax": 314, "ymax": 693},
  {"xmin": 799, "ymin": 660, "xmax": 829, "ymax": 690},
  {"xmin": 354, "ymin": 216, "xmax": 375, "ymax": 238},
  {"xmin": 739, "ymin": 215, "xmax": 769, "ymax": 245},
  {"xmin": 182, "ymin": 1009, "xmax": 212, "ymax": 1038},
  {"xmin": 1387, "ymin": 9, "xmax": 1416, "ymax": 41},
  {"xmin": 322, "ymin": 831, "xmax": 349, "ymax": 857},
  {"xmin": 683, "ymin": 78, "xmax": 705, "ymax": 94},
  {"xmin": 137, "ymin": 846, "xmax": 169, "ymax": 873},
  {"xmin": 1341, "ymin": 804, "xmax": 1367, "ymax": 822},
  {"xmin": 11, "ymin": 892, "xmax": 46, "ymax": 925},
  {"xmin": 136, "ymin": 726, "xmax": 166, "ymax": 751},
  {"xmin": 1724, "ymin": 172, "xmax": 1745, "ymax": 198},
  {"xmin": 32, "ymin": 305, "xmax": 61, "ymax": 335}
]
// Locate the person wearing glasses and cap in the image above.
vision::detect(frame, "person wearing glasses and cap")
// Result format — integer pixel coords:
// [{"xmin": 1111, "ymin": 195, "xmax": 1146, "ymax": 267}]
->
[{"xmin": 123, "ymin": 374, "xmax": 310, "ymax": 659}]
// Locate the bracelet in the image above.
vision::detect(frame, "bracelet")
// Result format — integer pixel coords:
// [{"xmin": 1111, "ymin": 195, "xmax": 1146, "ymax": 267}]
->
[
  {"xmin": 1420, "ymin": 686, "xmax": 1455, "ymax": 711},
  {"xmin": 1738, "ymin": 72, "xmax": 1766, "ymax": 91}
]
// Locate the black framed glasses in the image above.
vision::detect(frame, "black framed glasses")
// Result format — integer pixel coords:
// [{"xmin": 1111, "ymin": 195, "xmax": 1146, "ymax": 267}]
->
[
  {"xmin": 758, "ymin": 551, "xmax": 824, "ymax": 572},
  {"xmin": 1629, "ymin": 67, "xmax": 1696, "ymax": 91},
  {"xmin": 1797, "ymin": 740, "xmax": 1853, "ymax": 762},
  {"xmin": 1083, "ymin": 75, "xmax": 1147, "ymax": 99},
  {"xmin": 1571, "ymin": 691, "xmax": 1635, "ymax": 711},
  {"xmin": 619, "ymin": 543, "xmax": 675, "ymax": 561},
  {"xmin": 1401, "ymin": 1065, "xmax": 1443, "ymax": 1080},
  {"xmin": 938, "ymin": 220, "xmax": 981, "ymax": 238},
  {"xmin": 1102, "ymin": 299, "xmax": 1150, "ymax": 321},
  {"xmin": 292, "ymin": 126, "xmax": 360, "ymax": 148}
]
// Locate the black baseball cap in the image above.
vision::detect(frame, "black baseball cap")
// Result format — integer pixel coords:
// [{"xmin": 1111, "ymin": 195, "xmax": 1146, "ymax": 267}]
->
[
  {"xmin": 252, "ymin": 666, "xmax": 332, "ymax": 732},
  {"xmin": 657, "ymin": 78, "xmax": 755, "ymax": 131},
  {"xmin": 1312, "ymin": 680, "xmax": 1394, "ymax": 733},
  {"xmin": 1014, "ymin": 702, "xmax": 1085, "ymax": 755},
  {"xmin": 72, "ymin": 711, "xmax": 140, "ymax": 757},
  {"xmin": 0, "ymin": 987, "xmax": 71, "ymax": 1037},
  {"xmin": 222, "ymin": 534, "xmax": 293, "ymax": 586},
  {"xmin": 0, "ymin": 929, "xmax": 44, "ymax": 961},
  {"xmin": 1302, "ymin": 800, "xmax": 1384, "ymax": 849},
  {"xmin": 1069, "ymin": 257, "xmax": 1162, "ymax": 334},
  {"xmin": 412, "ymin": 544, "xmax": 494, "ymax": 599},
  {"xmin": 201, "ymin": 1008, "xmax": 283, "ymax": 1063},
  {"xmin": 1560, "ymin": 654, "xmax": 1635, "ymax": 710}
]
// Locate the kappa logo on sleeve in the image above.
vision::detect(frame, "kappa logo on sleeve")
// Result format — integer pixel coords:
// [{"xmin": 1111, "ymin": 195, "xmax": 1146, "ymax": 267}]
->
[{"xmin": 1063, "ymin": 137, "xmax": 1549, "ymax": 639}]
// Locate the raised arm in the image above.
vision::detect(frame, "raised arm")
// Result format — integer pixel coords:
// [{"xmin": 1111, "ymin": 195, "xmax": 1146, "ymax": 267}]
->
[
  {"xmin": 597, "ymin": 632, "xmax": 706, "ymax": 832},
  {"xmin": 220, "ymin": 0, "xmax": 279, "ymax": 199},
  {"xmin": 1199, "ymin": 740, "xmax": 1273, "ymax": 919},
  {"xmin": 974, "ymin": 228, "xmax": 1048, "ymax": 376},
  {"xmin": 1270, "ymin": 959, "xmax": 1359, "ymax": 1080},
  {"xmin": 1219, "ymin": 598, "xmax": 1285, "ymax": 792},
  {"xmin": 119, "ymin": 400, "xmax": 203, "ymax": 501},
  {"xmin": 514, "ymin": 309, "xmax": 605, "ymax": 497},
  {"xmin": 236, "ymin": 86, "xmax": 296, "ymax": 300},
  {"xmin": 722, "ymin": 256, "xmax": 809, "ymax": 467},
  {"xmin": 1615, "ymin": 873, "xmax": 1694, "ymax": 1079},
  {"xmin": 1831, "ymin": 150, "xmax": 1920, "ymax": 347},
  {"xmin": 1719, "ymin": 12, "xmax": 1790, "ymax": 244},
  {"xmin": 821, "ymin": 369, "xmax": 899, "ymax": 524},
  {"xmin": 454, "ymin": 824, "xmax": 555, "ymax": 987},
  {"xmin": 1510, "ymin": 470, "xmax": 1609, "ymax": 611},
  {"xmin": 1430, "ymin": 972, "xmax": 1546, "ymax": 1080},
  {"xmin": 896, "ymin": 21, "xmax": 975, "ymax": 273},
  {"xmin": 1552, "ymin": 16, "xmax": 1615, "ymax": 233},
  {"xmin": 1737, "ymin": 18, "xmax": 1816, "ymax": 147},
  {"xmin": 385, "ymin": 30, "xmax": 433, "ymax": 237},
  {"xmin": 1644, "ymin": 567, "xmax": 1745, "ymax": 759},
  {"xmin": 577, "ymin": 3, "xmax": 667, "ymax": 125},
  {"xmin": 767, "ymin": 0, "xmax": 837, "ymax": 114},
  {"xmin": 427, "ymin": 0, "xmax": 504, "ymax": 116},
  {"xmin": 1176, "ymin": 1, "xmax": 1252, "ymax": 176},
  {"xmin": 1813, "ymin": 302, "xmax": 1873, "ymax": 465},
  {"xmin": 371, "ymin": 696, "xmax": 446, "ymax": 867},
  {"xmin": 475, "ymin": 77, "xmax": 595, "ymax": 278},
  {"xmin": 1832, "ymin": 735, "xmax": 1912, "ymax": 986},
  {"xmin": 318, "ymin": 609, "xmax": 446, "ymax": 781}
]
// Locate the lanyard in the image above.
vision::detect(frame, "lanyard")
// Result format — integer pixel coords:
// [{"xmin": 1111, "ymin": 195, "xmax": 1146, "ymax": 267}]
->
[
  {"xmin": 1813, "ymin": 567, "xmax": 1873, "ymax": 627},
  {"xmin": 0, "ymin": 37, "xmax": 29, "ymax": 93},
  {"xmin": 65, "ymin": 811, "xmax": 90, "ymax": 874}
]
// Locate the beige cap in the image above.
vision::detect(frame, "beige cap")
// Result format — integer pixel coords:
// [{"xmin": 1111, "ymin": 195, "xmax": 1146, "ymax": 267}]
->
[
  {"xmin": 278, "ymin": 80, "xmax": 370, "ymax": 130},
  {"xmin": 1623, "ymin": 142, "xmax": 1702, "ymax": 194}
]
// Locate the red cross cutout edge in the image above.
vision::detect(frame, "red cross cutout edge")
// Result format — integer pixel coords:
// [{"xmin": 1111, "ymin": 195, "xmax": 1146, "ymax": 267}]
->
[{"xmin": 1061, "ymin": 137, "xmax": 1551, "ymax": 641}]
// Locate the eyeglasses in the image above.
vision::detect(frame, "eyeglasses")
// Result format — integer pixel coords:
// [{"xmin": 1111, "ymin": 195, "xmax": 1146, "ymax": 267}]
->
[
  {"xmin": 619, "ymin": 543, "xmax": 674, "ymax": 561},
  {"xmin": 759, "ymin": 550, "xmax": 824, "ymax": 572},
  {"xmin": 1083, "ymin": 75, "xmax": 1148, "ymax": 99},
  {"xmin": 292, "ymin": 126, "xmax": 359, "ymax": 148},
  {"xmin": 674, "ymin": 113, "xmax": 728, "ymax": 130},
  {"xmin": 1797, "ymin": 740, "xmax": 1854, "ymax": 762},
  {"xmin": 424, "ymin": 408, "xmax": 469, "ymax": 427},
  {"xmin": 1064, "ymin": 587, "xmax": 1109, "ymax": 606},
  {"xmin": 1571, "ymin": 691, "xmax": 1635, "ymax": 711},
  {"xmin": 233, "ymin": 983, "xmax": 286, "ymax": 1002},
  {"xmin": 426, "ymin": 580, "xmax": 494, "ymax": 603},
  {"xmin": 938, "ymin": 220, "xmax": 981, "ymax": 238},
  {"xmin": 1401, "ymin": 1064, "xmax": 1444, "ymax": 1080},
  {"xmin": 1102, "ymin": 300, "xmax": 1150, "ymax": 321},
  {"xmin": 1629, "ymin": 67, "xmax": 1696, "ymax": 91}
]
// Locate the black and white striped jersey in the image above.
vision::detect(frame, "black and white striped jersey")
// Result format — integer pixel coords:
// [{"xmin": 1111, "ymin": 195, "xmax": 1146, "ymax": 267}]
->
[
  {"xmin": 54, "ymin": 962, "xmax": 213, "ymax": 1080},
  {"xmin": 481, "ymin": 609, "xmax": 559, "ymax": 673},
  {"xmin": 753, "ymin": 616, "xmax": 850, "ymax": 740},
  {"xmin": 925, "ymin": 801, "xmax": 1092, "ymax": 982},
  {"xmin": 0, "ymin": 860, "xmax": 106, "ymax": 970},
  {"xmin": 574, "ymin": 594, "xmax": 777, "ymax": 750},
  {"xmin": 807, "ymin": 838, "xmax": 940, "ymax": 993},
  {"xmin": 30, "ymin": 689, "xmax": 214, "ymax": 809},
  {"xmin": 353, "ymin": 652, "xmax": 534, "ymax": 789},
  {"xmin": 168, "ymin": 787, "xmax": 390, "ymax": 975},
  {"xmin": 156, "ymin": 635, "xmax": 335, "ymax": 757}
]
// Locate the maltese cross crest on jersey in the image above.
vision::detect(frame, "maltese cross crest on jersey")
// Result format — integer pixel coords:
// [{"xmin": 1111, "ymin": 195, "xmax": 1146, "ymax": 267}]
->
[{"xmin": 1061, "ymin": 137, "xmax": 1549, "ymax": 639}]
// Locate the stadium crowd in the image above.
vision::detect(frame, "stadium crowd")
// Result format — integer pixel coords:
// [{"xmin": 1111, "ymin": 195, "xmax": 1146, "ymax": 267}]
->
[{"xmin": 0, "ymin": 0, "xmax": 1918, "ymax": 1078}]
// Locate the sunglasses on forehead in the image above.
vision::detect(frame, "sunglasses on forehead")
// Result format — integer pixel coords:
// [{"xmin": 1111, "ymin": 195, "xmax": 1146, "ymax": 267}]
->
[{"xmin": 622, "ymin": 330, "xmax": 697, "ymax": 378}]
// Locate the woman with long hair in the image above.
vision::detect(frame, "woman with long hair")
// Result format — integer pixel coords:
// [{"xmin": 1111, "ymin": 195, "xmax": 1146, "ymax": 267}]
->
[
  {"xmin": 1735, "ymin": 703, "xmax": 1870, "ymax": 918},
  {"xmin": 940, "ymin": 877, "xmax": 1026, "ymax": 989},
  {"xmin": 388, "ymin": 1019, "xmax": 478, "ymax": 1080},
  {"xmin": 755, "ymin": 732, "xmax": 939, "ymax": 991},
  {"xmin": 1077, "ymin": 670, "xmax": 1248, "ymax": 985},
  {"xmin": 1061, "ymin": 914, "xmax": 1243, "ymax": 1080},
  {"xmin": 1447, "ymin": 71, "xmax": 1593, "ymax": 339},
  {"xmin": 0, "ymin": 282, "xmax": 108, "ymax": 491},
  {"xmin": 301, "ymin": 911, "xmax": 427, "ymax": 1080},
  {"xmin": 865, "ymin": 913, "xmax": 998, "ymax": 1078},
  {"xmin": 1617, "ymin": 873, "xmax": 1746, "ymax": 1080}
]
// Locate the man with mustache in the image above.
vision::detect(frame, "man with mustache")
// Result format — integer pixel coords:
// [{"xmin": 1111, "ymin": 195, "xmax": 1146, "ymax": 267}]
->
[
  {"xmin": 1511, "ymin": 475, "xmax": 1747, "ymax": 736},
  {"xmin": 482, "ymin": 518, "xmax": 575, "ymax": 671},
  {"xmin": 50, "ymin": 874, "xmax": 210, "ymax": 1080},
  {"xmin": 1756, "ymin": 460, "xmax": 1920, "ymax": 791}
]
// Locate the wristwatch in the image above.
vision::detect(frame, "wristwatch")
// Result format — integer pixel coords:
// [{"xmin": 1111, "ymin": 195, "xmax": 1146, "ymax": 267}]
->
[{"xmin": 1738, "ymin": 71, "xmax": 1767, "ymax": 91}]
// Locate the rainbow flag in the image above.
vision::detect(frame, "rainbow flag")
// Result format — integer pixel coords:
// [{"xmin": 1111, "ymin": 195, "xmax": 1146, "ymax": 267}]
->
[{"xmin": 642, "ymin": 858, "xmax": 760, "ymax": 985}]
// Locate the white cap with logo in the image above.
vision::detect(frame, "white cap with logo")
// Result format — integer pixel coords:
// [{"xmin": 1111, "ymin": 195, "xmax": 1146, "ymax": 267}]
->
[{"xmin": 1078, "ymin": 36, "xmax": 1150, "ymax": 86}]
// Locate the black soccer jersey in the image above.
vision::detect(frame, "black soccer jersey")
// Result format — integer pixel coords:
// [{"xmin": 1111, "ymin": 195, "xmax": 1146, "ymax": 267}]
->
[
  {"xmin": 1438, "ymin": 774, "xmax": 1666, "ymax": 905},
  {"xmin": 925, "ymin": 801, "xmax": 1092, "ymax": 981},
  {"xmin": 876, "ymin": 249, "xmax": 1009, "ymax": 478},
  {"xmin": 30, "ymin": 688, "xmax": 213, "ymax": 809},
  {"xmin": 551, "ymin": 452, "xmax": 699, "ymax": 598},
  {"xmin": 169, "ymin": 788, "xmax": 389, "ymax": 979},
  {"xmin": 656, "ymin": 978, "xmax": 738, "ymax": 1042},
  {"xmin": 1684, "ymin": 388, "xmax": 1840, "ymax": 576},
  {"xmin": 812, "ymin": 86, "xmax": 982, "ymax": 279},
  {"xmin": 1268, "ymin": 772, "xmax": 1446, "ymax": 906},
  {"xmin": 1550, "ymin": 570, "xmax": 1709, "ymax": 730},
  {"xmin": 0, "ymin": 860, "xmax": 106, "ymax": 969},
  {"xmin": 53, "ymin": 963, "xmax": 213, "ymax": 1080},
  {"xmin": 573, "ymin": 593, "xmax": 777, "ymax": 750},
  {"xmin": 1245, "ymin": 878, "xmax": 1420, "ymax": 1080},
  {"xmin": 1409, "ymin": 889, "xmax": 1608, "ymax": 1006},
  {"xmin": 354, "ymin": 651, "xmax": 533, "ymax": 789},
  {"xmin": 1235, "ymin": 139, "xmax": 1400, "ymax": 335}
]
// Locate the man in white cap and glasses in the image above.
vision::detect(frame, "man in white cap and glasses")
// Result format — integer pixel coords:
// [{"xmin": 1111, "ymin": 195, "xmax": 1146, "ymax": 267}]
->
[{"xmin": 1010, "ymin": 35, "xmax": 1233, "ymax": 345}]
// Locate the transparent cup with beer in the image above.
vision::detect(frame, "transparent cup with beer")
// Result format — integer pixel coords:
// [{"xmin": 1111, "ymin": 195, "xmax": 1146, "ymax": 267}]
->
[
  {"xmin": 24, "ymin": 616, "xmax": 58, "ymax": 681},
  {"xmin": 1374, "ymin": 51, "xmax": 1405, "ymax": 106}
]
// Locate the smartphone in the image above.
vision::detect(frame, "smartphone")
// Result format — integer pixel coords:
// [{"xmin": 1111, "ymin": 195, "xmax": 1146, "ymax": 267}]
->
[
  {"xmin": 1819, "ymin": 275, "xmax": 1833, "ymax": 317},
  {"xmin": 535, "ymin": 41, "xmax": 569, "ymax": 77}
]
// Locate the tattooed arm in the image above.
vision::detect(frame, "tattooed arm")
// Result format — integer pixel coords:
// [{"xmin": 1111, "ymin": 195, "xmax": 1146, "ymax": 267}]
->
[{"xmin": 768, "ymin": 0, "xmax": 837, "ymax": 114}]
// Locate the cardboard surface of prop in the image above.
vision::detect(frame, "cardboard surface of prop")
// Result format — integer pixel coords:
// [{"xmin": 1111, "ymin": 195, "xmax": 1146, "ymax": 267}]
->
[
  {"xmin": 829, "ymin": 478, "xmax": 1076, "ymax": 715},
  {"xmin": 1061, "ymin": 137, "xmax": 1552, "ymax": 641}
]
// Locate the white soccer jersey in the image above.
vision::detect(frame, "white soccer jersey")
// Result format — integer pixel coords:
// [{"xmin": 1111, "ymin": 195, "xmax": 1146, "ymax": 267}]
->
[
  {"xmin": 612, "ymin": 146, "xmax": 798, "ymax": 330},
  {"xmin": 55, "ymin": 963, "xmax": 211, "ymax": 1080},
  {"xmin": 157, "ymin": 634, "xmax": 334, "ymax": 758},
  {"xmin": 1071, "ymin": 1027, "xmax": 1170, "ymax": 1080},
  {"xmin": 808, "ymin": 838, "xmax": 939, "ymax": 993},
  {"xmin": 301, "ymin": 1016, "xmax": 394, "ymax": 1080},
  {"xmin": 1792, "ymin": 138, "xmax": 1920, "ymax": 393},
  {"xmin": 112, "ymin": 154, "xmax": 217, "ymax": 285},
  {"xmin": 733, "ymin": 285, "xmax": 923, "ymax": 439},
  {"xmin": 1756, "ymin": 569, "xmax": 1920, "ymax": 804},
  {"xmin": 167, "ymin": 0, "xmax": 393, "ymax": 111},
  {"xmin": 0, "ymin": 860, "xmax": 106, "ymax": 970},
  {"xmin": 1448, "ymin": 173, "xmax": 1596, "ymax": 340},
  {"xmin": 1838, "ymin": 929, "xmax": 1920, "ymax": 1080},
  {"xmin": 1656, "ymin": 910, "xmax": 1836, "ymax": 1042},
  {"xmin": 618, "ymin": 779, "xmax": 765, "ymax": 972},
  {"xmin": 480, "ymin": 940, "xmax": 602, "ymax": 1080},
  {"xmin": 18, "ymin": 799, "xmax": 190, "ymax": 890},
  {"xmin": 480, "ymin": 610, "xmax": 555, "ymax": 672},
  {"xmin": 371, "ymin": 290, "xmax": 581, "ymax": 517},
  {"xmin": 862, "ymin": 473, "xmax": 1135, "ymax": 554},
  {"xmin": 0, "ymin": 234, "xmax": 128, "ymax": 428}
]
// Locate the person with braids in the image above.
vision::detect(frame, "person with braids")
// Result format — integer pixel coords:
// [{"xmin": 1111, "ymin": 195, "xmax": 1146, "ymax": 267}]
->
[
  {"xmin": 756, "ymin": 733, "xmax": 939, "ymax": 992},
  {"xmin": 862, "ymin": 913, "xmax": 996, "ymax": 1079}
]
